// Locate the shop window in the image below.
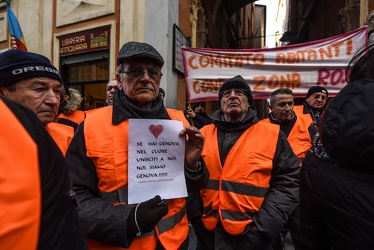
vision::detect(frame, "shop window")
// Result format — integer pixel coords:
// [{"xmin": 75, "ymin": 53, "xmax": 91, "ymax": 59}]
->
[{"xmin": 61, "ymin": 53, "xmax": 109, "ymax": 110}]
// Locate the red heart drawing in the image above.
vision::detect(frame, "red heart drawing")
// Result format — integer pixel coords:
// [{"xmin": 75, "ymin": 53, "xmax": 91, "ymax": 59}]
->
[{"xmin": 149, "ymin": 124, "xmax": 164, "ymax": 139}]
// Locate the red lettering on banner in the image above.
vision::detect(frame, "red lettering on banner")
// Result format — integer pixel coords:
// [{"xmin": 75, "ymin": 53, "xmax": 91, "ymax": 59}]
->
[
  {"xmin": 346, "ymin": 38, "xmax": 353, "ymax": 55},
  {"xmin": 317, "ymin": 69, "xmax": 346, "ymax": 85},
  {"xmin": 296, "ymin": 50, "xmax": 309, "ymax": 61},
  {"xmin": 252, "ymin": 53, "xmax": 265, "ymax": 65},
  {"xmin": 276, "ymin": 38, "xmax": 354, "ymax": 64},
  {"xmin": 186, "ymin": 53, "xmax": 265, "ymax": 70},
  {"xmin": 330, "ymin": 41, "xmax": 344, "ymax": 57},
  {"xmin": 286, "ymin": 52, "xmax": 298, "ymax": 63},
  {"xmin": 318, "ymin": 47, "xmax": 332, "ymax": 60},
  {"xmin": 188, "ymin": 55, "xmax": 198, "ymax": 70},
  {"xmin": 199, "ymin": 56, "xmax": 210, "ymax": 68},
  {"xmin": 254, "ymin": 72, "xmax": 301, "ymax": 91},
  {"xmin": 276, "ymin": 50, "xmax": 318, "ymax": 63},
  {"xmin": 192, "ymin": 79, "xmax": 223, "ymax": 94},
  {"xmin": 308, "ymin": 50, "xmax": 318, "ymax": 60}
]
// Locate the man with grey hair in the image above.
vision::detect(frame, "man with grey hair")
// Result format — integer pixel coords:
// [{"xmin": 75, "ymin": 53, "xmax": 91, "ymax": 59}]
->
[
  {"xmin": 263, "ymin": 88, "xmax": 316, "ymax": 249},
  {"xmin": 193, "ymin": 75, "xmax": 299, "ymax": 249},
  {"xmin": 0, "ymin": 49, "xmax": 74, "ymax": 154},
  {"xmin": 66, "ymin": 41, "xmax": 208, "ymax": 249}
]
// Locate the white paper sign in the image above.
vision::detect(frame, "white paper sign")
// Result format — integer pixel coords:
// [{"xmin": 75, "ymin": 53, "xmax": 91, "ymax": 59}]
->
[{"xmin": 128, "ymin": 119, "xmax": 187, "ymax": 204}]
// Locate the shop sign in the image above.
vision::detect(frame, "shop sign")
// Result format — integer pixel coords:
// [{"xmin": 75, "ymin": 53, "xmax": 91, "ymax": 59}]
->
[{"xmin": 59, "ymin": 27, "xmax": 110, "ymax": 56}]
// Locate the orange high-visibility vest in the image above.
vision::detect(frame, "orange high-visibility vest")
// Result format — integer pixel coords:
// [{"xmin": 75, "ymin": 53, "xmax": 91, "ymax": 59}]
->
[
  {"xmin": 261, "ymin": 116, "xmax": 312, "ymax": 164},
  {"xmin": 59, "ymin": 110, "xmax": 86, "ymax": 124},
  {"xmin": 45, "ymin": 122, "xmax": 74, "ymax": 155},
  {"xmin": 0, "ymin": 99, "xmax": 40, "ymax": 250},
  {"xmin": 84, "ymin": 106, "xmax": 190, "ymax": 250},
  {"xmin": 293, "ymin": 105, "xmax": 314, "ymax": 125},
  {"xmin": 199, "ymin": 122, "xmax": 279, "ymax": 235}
]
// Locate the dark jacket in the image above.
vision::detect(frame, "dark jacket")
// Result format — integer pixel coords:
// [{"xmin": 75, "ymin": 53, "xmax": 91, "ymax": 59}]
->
[
  {"xmin": 209, "ymin": 107, "xmax": 300, "ymax": 239},
  {"xmin": 192, "ymin": 107, "xmax": 299, "ymax": 249},
  {"xmin": 299, "ymin": 79, "xmax": 374, "ymax": 249},
  {"xmin": 0, "ymin": 96, "xmax": 87, "ymax": 250},
  {"xmin": 191, "ymin": 112, "xmax": 213, "ymax": 129},
  {"xmin": 66, "ymin": 92, "xmax": 208, "ymax": 248}
]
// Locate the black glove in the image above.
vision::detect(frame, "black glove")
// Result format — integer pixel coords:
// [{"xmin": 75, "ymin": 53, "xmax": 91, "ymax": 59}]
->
[{"xmin": 127, "ymin": 195, "xmax": 168, "ymax": 236}]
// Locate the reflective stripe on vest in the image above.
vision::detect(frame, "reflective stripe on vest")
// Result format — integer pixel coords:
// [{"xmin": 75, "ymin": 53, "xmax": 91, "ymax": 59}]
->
[
  {"xmin": 200, "ymin": 122, "xmax": 279, "ymax": 235},
  {"xmin": 85, "ymin": 106, "xmax": 189, "ymax": 249},
  {"xmin": 99, "ymin": 188, "xmax": 186, "ymax": 235},
  {"xmin": 203, "ymin": 179, "xmax": 268, "ymax": 221},
  {"xmin": 205, "ymin": 179, "xmax": 269, "ymax": 197}
]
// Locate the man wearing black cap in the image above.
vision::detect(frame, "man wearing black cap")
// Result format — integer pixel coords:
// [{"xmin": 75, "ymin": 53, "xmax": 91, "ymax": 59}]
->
[
  {"xmin": 0, "ymin": 49, "xmax": 74, "ymax": 154},
  {"xmin": 294, "ymin": 86, "xmax": 329, "ymax": 127},
  {"xmin": 193, "ymin": 75, "xmax": 299, "ymax": 249},
  {"xmin": 0, "ymin": 77, "xmax": 86, "ymax": 248},
  {"xmin": 66, "ymin": 41, "xmax": 208, "ymax": 250}
]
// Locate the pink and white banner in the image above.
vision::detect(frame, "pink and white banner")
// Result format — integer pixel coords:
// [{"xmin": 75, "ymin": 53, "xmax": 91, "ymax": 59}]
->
[{"xmin": 182, "ymin": 27, "xmax": 368, "ymax": 102}]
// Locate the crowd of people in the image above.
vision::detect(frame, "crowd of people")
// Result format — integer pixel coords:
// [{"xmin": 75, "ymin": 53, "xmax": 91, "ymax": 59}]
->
[{"xmin": 1, "ymin": 40, "xmax": 374, "ymax": 250}]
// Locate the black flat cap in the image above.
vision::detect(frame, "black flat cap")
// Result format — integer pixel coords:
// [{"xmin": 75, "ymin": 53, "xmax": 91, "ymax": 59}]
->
[{"xmin": 117, "ymin": 41, "xmax": 164, "ymax": 67}]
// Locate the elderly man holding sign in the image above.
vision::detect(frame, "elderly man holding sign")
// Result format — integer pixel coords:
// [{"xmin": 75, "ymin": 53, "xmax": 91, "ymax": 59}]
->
[{"xmin": 66, "ymin": 41, "xmax": 208, "ymax": 250}]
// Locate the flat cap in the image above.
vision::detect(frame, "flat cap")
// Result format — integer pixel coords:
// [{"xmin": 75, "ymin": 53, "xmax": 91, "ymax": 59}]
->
[{"xmin": 117, "ymin": 41, "xmax": 164, "ymax": 67}]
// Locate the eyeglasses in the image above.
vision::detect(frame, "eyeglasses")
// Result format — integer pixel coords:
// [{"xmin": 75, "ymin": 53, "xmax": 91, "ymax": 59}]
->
[
  {"xmin": 220, "ymin": 88, "xmax": 247, "ymax": 98},
  {"xmin": 106, "ymin": 85, "xmax": 119, "ymax": 91},
  {"xmin": 310, "ymin": 93, "xmax": 327, "ymax": 101},
  {"xmin": 120, "ymin": 68, "xmax": 163, "ymax": 81}
]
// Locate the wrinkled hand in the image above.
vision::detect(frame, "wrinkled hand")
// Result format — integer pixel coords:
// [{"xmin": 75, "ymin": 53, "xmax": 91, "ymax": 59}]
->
[{"xmin": 180, "ymin": 126, "xmax": 204, "ymax": 170}]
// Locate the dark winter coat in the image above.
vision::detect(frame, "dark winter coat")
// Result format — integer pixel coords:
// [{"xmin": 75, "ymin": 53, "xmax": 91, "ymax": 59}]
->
[
  {"xmin": 299, "ymin": 79, "xmax": 374, "ymax": 249},
  {"xmin": 0, "ymin": 96, "xmax": 87, "ymax": 250}
]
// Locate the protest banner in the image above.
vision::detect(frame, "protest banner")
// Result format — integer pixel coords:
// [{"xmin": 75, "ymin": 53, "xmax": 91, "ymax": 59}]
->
[{"xmin": 182, "ymin": 27, "xmax": 368, "ymax": 102}]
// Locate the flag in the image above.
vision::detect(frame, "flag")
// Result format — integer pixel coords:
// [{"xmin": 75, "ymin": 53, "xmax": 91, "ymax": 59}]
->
[{"xmin": 6, "ymin": 0, "xmax": 27, "ymax": 51}]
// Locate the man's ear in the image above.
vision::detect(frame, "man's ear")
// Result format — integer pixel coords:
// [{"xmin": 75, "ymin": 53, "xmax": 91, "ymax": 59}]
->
[
  {"xmin": 116, "ymin": 74, "xmax": 123, "ymax": 89},
  {"xmin": 0, "ymin": 87, "xmax": 9, "ymax": 97},
  {"xmin": 268, "ymin": 104, "xmax": 273, "ymax": 112}
]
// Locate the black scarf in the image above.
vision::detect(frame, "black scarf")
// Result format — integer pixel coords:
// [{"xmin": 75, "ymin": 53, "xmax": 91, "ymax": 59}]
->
[{"xmin": 116, "ymin": 91, "xmax": 170, "ymax": 120}]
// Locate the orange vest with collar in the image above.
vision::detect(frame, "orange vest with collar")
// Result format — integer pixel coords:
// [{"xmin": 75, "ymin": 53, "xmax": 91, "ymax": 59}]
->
[
  {"xmin": 59, "ymin": 110, "xmax": 86, "ymax": 125},
  {"xmin": 261, "ymin": 115, "xmax": 313, "ymax": 165},
  {"xmin": 294, "ymin": 105, "xmax": 314, "ymax": 125},
  {"xmin": 45, "ymin": 122, "xmax": 74, "ymax": 155},
  {"xmin": 0, "ymin": 99, "xmax": 40, "ymax": 250},
  {"xmin": 199, "ymin": 122, "xmax": 279, "ymax": 235},
  {"xmin": 84, "ymin": 106, "xmax": 190, "ymax": 250}
]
